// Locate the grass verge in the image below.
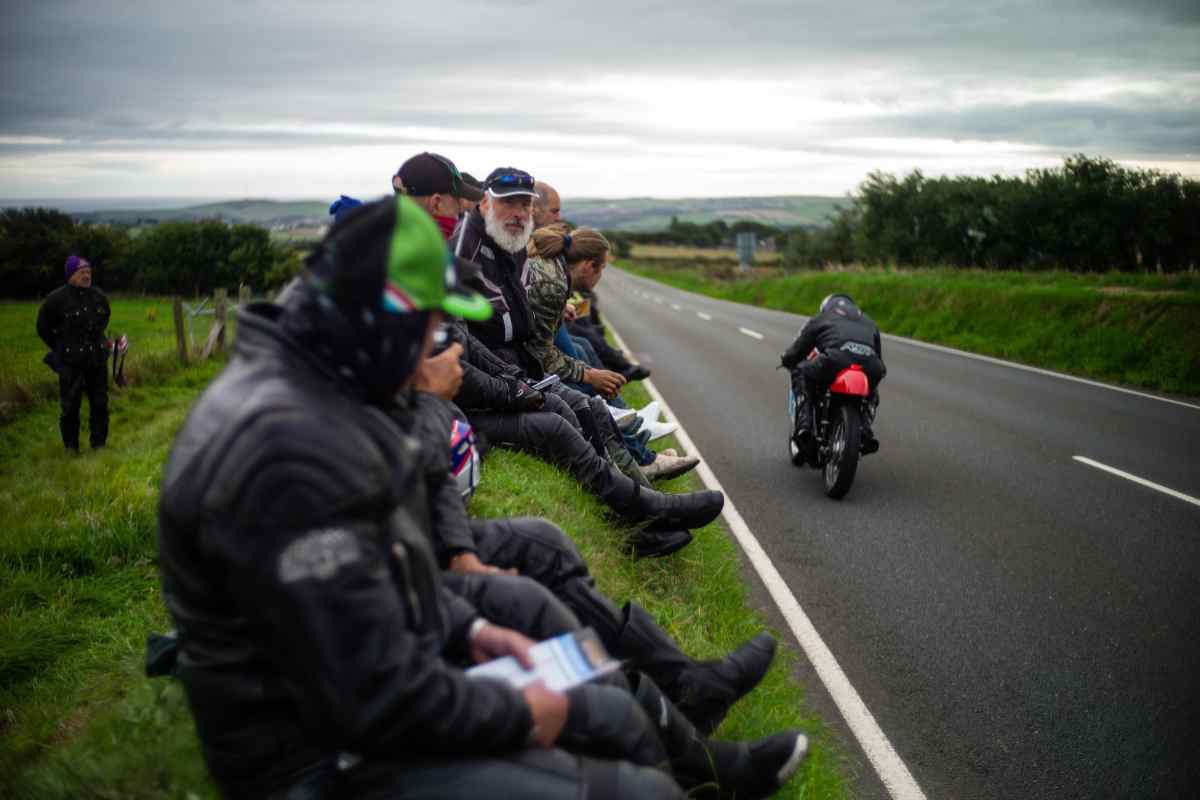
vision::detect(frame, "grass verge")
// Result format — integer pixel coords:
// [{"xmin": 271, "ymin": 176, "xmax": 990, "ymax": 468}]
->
[
  {"xmin": 1, "ymin": 329, "xmax": 850, "ymax": 800},
  {"xmin": 619, "ymin": 261, "xmax": 1200, "ymax": 397}
]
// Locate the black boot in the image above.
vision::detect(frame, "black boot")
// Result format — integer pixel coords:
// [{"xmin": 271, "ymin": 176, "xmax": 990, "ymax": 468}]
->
[
  {"xmin": 615, "ymin": 604, "xmax": 777, "ymax": 735},
  {"xmin": 623, "ymin": 364, "xmax": 652, "ymax": 382},
  {"xmin": 861, "ymin": 392, "xmax": 880, "ymax": 455},
  {"xmin": 628, "ymin": 527, "xmax": 694, "ymax": 559},
  {"xmin": 631, "ymin": 673, "xmax": 808, "ymax": 800},
  {"xmin": 618, "ymin": 483, "xmax": 725, "ymax": 531}
]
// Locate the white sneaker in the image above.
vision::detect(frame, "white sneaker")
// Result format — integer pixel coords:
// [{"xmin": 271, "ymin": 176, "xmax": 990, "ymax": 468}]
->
[
  {"xmin": 636, "ymin": 401, "xmax": 661, "ymax": 425},
  {"xmin": 644, "ymin": 419, "xmax": 678, "ymax": 442},
  {"xmin": 609, "ymin": 405, "xmax": 636, "ymax": 421}
]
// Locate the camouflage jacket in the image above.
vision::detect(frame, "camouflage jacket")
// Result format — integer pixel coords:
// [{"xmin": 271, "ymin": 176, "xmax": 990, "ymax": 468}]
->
[{"xmin": 524, "ymin": 255, "xmax": 589, "ymax": 383}]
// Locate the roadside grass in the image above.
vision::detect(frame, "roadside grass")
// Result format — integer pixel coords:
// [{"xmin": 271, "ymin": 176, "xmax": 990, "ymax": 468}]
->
[
  {"xmin": 0, "ymin": 297, "xmax": 223, "ymax": 423},
  {"xmin": 0, "ymin": 358, "xmax": 225, "ymax": 799},
  {"xmin": 619, "ymin": 261, "xmax": 1200, "ymax": 396},
  {"xmin": 0, "ymin": 331, "xmax": 851, "ymax": 798}
]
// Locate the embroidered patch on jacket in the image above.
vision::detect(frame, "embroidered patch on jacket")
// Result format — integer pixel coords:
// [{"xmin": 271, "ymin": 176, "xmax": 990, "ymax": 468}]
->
[{"xmin": 278, "ymin": 529, "xmax": 362, "ymax": 583}]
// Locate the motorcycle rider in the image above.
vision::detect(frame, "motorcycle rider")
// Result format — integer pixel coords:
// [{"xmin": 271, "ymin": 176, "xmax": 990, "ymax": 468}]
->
[{"xmin": 781, "ymin": 293, "xmax": 885, "ymax": 454}]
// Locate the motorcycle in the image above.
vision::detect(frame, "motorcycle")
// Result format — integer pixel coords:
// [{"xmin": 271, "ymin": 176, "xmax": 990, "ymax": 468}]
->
[{"xmin": 786, "ymin": 353, "xmax": 873, "ymax": 499}]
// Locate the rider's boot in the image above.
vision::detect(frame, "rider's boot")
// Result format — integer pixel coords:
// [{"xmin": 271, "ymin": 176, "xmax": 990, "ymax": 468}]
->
[{"xmin": 861, "ymin": 391, "xmax": 880, "ymax": 455}]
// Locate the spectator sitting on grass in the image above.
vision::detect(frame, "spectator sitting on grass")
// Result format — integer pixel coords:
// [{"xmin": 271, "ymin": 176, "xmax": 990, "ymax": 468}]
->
[
  {"xmin": 157, "ymin": 195, "xmax": 806, "ymax": 799},
  {"xmin": 526, "ymin": 225, "xmax": 693, "ymax": 482}
]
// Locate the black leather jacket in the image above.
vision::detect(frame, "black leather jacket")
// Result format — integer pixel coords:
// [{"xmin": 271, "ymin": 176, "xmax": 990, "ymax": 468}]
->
[
  {"xmin": 782, "ymin": 304, "xmax": 884, "ymax": 370},
  {"xmin": 36, "ymin": 284, "xmax": 110, "ymax": 367},
  {"xmin": 450, "ymin": 208, "xmax": 538, "ymax": 372},
  {"xmin": 157, "ymin": 303, "xmax": 532, "ymax": 797}
]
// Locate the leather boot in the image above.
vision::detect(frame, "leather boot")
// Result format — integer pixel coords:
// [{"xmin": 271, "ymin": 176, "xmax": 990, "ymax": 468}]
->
[
  {"xmin": 615, "ymin": 604, "xmax": 777, "ymax": 735},
  {"xmin": 631, "ymin": 673, "xmax": 808, "ymax": 800},
  {"xmin": 618, "ymin": 483, "xmax": 724, "ymax": 531}
]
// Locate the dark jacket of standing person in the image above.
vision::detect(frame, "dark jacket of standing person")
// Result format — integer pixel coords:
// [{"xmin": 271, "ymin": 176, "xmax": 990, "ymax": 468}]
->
[{"xmin": 37, "ymin": 278, "xmax": 110, "ymax": 368}]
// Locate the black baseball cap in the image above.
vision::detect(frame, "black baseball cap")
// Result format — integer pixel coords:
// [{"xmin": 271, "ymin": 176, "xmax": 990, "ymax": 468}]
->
[
  {"xmin": 484, "ymin": 167, "xmax": 536, "ymax": 198},
  {"xmin": 393, "ymin": 152, "xmax": 484, "ymax": 202}
]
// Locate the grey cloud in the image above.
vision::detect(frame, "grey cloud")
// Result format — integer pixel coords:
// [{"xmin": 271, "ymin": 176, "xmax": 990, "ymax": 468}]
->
[{"xmin": 1, "ymin": 0, "xmax": 1198, "ymax": 191}]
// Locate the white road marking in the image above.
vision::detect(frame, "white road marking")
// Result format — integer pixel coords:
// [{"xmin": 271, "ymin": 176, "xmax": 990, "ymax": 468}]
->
[
  {"xmin": 671, "ymin": 303, "xmax": 682, "ymax": 311},
  {"xmin": 739, "ymin": 327, "xmax": 765, "ymax": 340},
  {"xmin": 616, "ymin": 268, "xmax": 1200, "ymax": 412},
  {"xmin": 697, "ymin": 312, "xmax": 712, "ymax": 321},
  {"xmin": 1073, "ymin": 456, "xmax": 1200, "ymax": 508},
  {"xmin": 608, "ymin": 321, "xmax": 927, "ymax": 800},
  {"xmin": 654, "ymin": 297, "xmax": 664, "ymax": 305}
]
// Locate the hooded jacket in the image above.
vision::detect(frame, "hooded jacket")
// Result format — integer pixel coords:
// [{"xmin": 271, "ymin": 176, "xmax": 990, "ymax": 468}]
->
[{"xmin": 157, "ymin": 303, "xmax": 532, "ymax": 797}]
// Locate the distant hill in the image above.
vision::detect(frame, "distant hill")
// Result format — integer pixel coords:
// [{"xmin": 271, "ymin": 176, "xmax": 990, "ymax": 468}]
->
[
  {"xmin": 58, "ymin": 195, "xmax": 846, "ymax": 231},
  {"xmin": 73, "ymin": 199, "xmax": 331, "ymax": 227}
]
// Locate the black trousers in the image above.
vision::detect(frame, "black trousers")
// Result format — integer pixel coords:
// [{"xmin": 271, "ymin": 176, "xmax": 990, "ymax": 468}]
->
[{"xmin": 59, "ymin": 360, "xmax": 108, "ymax": 449}]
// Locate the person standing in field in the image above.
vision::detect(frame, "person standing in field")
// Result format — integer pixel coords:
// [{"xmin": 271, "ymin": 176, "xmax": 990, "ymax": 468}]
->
[{"xmin": 36, "ymin": 255, "xmax": 110, "ymax": 453}]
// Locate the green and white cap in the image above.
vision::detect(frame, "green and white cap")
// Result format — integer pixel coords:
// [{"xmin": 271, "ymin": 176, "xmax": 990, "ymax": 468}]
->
[{"xmin": 382, "ymin": 196, "xmax": 492, "ymax": 321}]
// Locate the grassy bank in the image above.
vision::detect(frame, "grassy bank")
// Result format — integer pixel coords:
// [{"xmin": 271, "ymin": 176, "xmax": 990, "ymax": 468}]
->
[
  {"xmin": 619, "ymin": 262, "xmax": 1200, "ymax": 396},
  {"xmin": 1, "ymin": 336, "xmax": 849, "ymax": 798}
]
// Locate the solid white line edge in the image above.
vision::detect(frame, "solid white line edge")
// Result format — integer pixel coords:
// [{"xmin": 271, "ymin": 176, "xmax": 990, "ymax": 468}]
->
[
  {"xmin": 1073, "ymin": 456, "xmax": 1200, "ymax": 508},
  {"xmin": 609, "ymin": 320, "xmax": 927, "ymax": 800}
]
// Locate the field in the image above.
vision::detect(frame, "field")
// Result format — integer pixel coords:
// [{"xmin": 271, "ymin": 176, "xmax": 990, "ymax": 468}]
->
[
  {"xmin": 619, "ymin": 261, "xmax": 1200, "ymax": 397},
  {"xmin": 0, "ymin": 302, "xmax": 850, "ymax": 799},
  {"xmin": 630, "ymin": 243, "xmax": 782, "ymax": 264},
  {"xmin": 1, "ymin": 297, "xmax": 231, "ymax": 422}
]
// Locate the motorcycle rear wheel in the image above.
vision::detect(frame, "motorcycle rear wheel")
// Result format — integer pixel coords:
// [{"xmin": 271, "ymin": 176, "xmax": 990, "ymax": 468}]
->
[{"xmin": 824, "ymin": 402, "xmax": 861, "ymax": 499}]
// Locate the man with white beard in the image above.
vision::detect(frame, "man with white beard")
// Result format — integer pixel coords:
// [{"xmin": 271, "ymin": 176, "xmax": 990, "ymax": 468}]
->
[{"xmin": 452, "ymin": 167, "xmax": 541, "ymax": 371}]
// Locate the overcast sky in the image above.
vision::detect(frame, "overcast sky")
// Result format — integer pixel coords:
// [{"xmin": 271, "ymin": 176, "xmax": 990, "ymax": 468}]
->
[{"xmin": 2, "ymin": 0, "xmax": 1197, "ymax": 202}]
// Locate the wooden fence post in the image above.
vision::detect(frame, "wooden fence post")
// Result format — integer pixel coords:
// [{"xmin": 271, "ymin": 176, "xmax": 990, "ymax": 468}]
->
[
  {"xmin": 172, "ymin": 296, "xmax": 188, "ymax": 365},
  {"xmin": 214, "ymin": 288, "xmax": 228, "ymax": 354},
  {"xmin": 239, "ymin": 284, "xmax": 251, "ymax": 307}
]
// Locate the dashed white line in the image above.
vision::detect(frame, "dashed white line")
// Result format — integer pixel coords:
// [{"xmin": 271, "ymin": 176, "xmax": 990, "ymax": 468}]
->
[
  {"xmin": 1073, "ymin": 456, "xmax": 1200, "ymax": 508},
  {"xmin": 670, "ymin": 303, "xmax": 682, "ymax": 311},
  {"xmin": 739, "ymin": 327, "xmax": 765, "ymax": 340},
  {"xmin": 607, "ymin": 319, "xmax": 927, "ymax": 800},
  {"xmin": 697, "ymin": 312, "xmax": 712, "ymax": 321},
  {"xmin": 654, "ymin": 298, "xmax": 664, "ymax": 305}
]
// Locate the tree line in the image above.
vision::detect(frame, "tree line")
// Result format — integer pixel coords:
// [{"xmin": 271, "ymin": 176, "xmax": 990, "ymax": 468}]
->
[
  {"xmin": 602, "ymin": 155, "xmax": 1198, "ymax": 273},
  {"xmin": 785, "ymin": 155, "xmax": 1199, "ymax": 272},
  {"xmin": 0, "ymin": 208, "xmax": 305, "ymax": 299}
]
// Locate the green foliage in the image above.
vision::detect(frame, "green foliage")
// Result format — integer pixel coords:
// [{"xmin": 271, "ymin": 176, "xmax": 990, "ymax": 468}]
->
[
  {"xmin": 782, "ymin": 155, "xmax": 1200, "ymax": 273},
  {"xmin": 1, "ymin": 209, "xmax": 304, "ymax": 299},
  {"xmin": 621, "ymin": 262, "xmax": 1200, "ymax": 395}
]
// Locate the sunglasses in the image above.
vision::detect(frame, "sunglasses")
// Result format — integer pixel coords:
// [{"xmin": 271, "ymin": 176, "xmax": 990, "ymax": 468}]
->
[
  {"xmin": 485, "ymin": 171, "xmax": 534, "ymax": 191},
  {"xmin": 428, "ymin": 153, "xmax": 462, "ymax": 197}
]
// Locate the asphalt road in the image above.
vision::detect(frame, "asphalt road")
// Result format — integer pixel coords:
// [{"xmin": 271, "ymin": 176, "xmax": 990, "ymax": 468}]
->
[{"xmin": 600, "ymin": 267, "xmax": 1200, "ymax": 800}]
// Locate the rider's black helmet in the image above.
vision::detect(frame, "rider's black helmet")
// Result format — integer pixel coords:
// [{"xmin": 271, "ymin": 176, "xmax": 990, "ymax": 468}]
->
[{"xmin": 819, "ymin": 293, "xmax": 859, "ymax": 316}]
